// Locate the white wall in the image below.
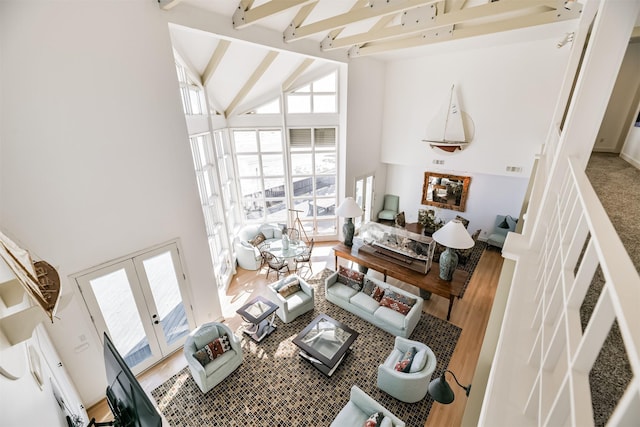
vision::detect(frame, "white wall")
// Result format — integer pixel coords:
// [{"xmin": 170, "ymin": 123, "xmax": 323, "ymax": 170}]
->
[
  {"xmin": 345, "ymin": 58, "xmax": 388, "ymax": 214},
  {"xmin": 380, "ymin": 38, "xmax": 571, "ymax": 178},
  {"xmin": 385, "ymin": 164, "xmax": 528, "ymax": 239},
  {"xmin": 594, "ymin": 42, "xmax": 640, "ymax": 153},
  {"xmin": 0, "ymin": 0, "xmax": 222, "ymax": 411},
  {"xmin": 377, "ymin": 36, "xmax": 571, "ymax": 232}
]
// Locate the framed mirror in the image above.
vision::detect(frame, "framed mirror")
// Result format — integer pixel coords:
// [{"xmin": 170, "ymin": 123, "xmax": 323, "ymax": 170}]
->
[{"xmin": 421, "ymin": 172, "xmax": 471, "ymax": 212}]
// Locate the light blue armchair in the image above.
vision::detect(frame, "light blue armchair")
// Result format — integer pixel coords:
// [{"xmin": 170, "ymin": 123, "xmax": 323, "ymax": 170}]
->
[
  {"xmin": 377, "ymin": 336, "xmax": 437, "ymax": 403},
  {"xmin": 486, "ymin": 214, "xmax": 517, "ymax": 249},
  {"xmin": 265, "ymin": 274, "xmax": 314, "ymax": 323},
  {"xmin": 331, "ymin": 385, "xmax": 406, "ymax": 427},
  {"xmin": 183, "ymin": 322, "xmax": 243, "ymax": 393},
  {"xmin": 378, "ymin": 194, "xmax": 400, "ymax": 221}
]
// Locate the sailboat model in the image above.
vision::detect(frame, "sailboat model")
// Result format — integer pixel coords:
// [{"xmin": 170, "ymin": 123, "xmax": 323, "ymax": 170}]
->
[{"xmin": 422, "ymin": 85, "xmax": 472, "ymax": 152}]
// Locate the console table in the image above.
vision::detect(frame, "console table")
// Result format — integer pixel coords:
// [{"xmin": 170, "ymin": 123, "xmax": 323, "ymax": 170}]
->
[{"xmin": 333, "ymin": 243, "xmax": 467, "ymax": 321}]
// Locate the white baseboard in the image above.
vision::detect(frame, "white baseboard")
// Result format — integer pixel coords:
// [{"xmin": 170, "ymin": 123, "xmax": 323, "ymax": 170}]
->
[{"xmin": 620, "ymin": 152, "xmax": 640, "ymax": 170}]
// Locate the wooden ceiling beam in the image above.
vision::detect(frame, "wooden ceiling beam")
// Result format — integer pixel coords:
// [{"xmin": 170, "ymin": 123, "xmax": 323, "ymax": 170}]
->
[
  {"xmin": 284, "ymin": 0, "xmax": 437, "ymax": 43},
  {"xmin": 282, "ymin": 58, "xmax": 315, "ymax": 92},
  {"xmin": 350, "ymin": 6, "xmax": 581, "ymax": 57},
  {"xmin": 203, "ymin": 40, "xmax": 231, "ymax": 87},
  {"xmin": 225, "ymin": 51, "xmax": 279, "ymax": 118},
  {"xmin": 323, "ymin": 0, "xmax": 562, "ymax": 51},
  {"xmin": 233, "ymin": 0, "xmax": 316, "ymax": 29}
]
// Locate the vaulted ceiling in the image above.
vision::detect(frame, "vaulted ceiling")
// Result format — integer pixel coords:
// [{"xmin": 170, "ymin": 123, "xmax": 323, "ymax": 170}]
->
[{"xmin": 160, "ymin": 0, "xmax": 583, "ymax": 118}]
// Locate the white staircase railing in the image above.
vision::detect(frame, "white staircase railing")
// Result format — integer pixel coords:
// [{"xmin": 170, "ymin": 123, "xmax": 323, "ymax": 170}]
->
[{"xmin": 480, "ymin": 157, "xmax": 640, "ymax": 426}]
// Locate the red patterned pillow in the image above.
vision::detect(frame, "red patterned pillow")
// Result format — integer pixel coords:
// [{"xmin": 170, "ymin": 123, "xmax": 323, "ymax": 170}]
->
[
  {"xmin": 364, "ymin": 412, "xmax": 385, "ymax": 427},
  {"xmin": 394, "ymin": 346, "xmax": 417, "ymax": 372},
  {"xmin": 380, "ymin": 296, "xmax": 412, "ymax": 315},
  {"xmin": 193, "ymin": 335, "xmax": 231, "ymax": 367}
]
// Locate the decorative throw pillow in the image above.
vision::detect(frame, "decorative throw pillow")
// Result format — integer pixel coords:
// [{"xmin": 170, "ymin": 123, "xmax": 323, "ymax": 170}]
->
[
  {"xmin": 337, "ymin": 265, "xmax": 364, "ymax": 291},
  {"xmin": 278, "ymin": 280, "xmax": 301, "ymax": 298},
  {"xmin": 395, "ymin": 346, "xmax": 417, "ymax": 373},
  {"xmin": 364, "ymin": 411, "xmax": 385, "ymax": 427},
  {"xmin": 498, "ymin": 217, "xmax": 510, "ymax": 229},
  {"xmin": 193, "ymin": 335, "xmax": 231, "ymax": 367},
  {"xmin": 409, "ymin": 349, "xmax": 428, "ymax": 373},
  {"xmin": 361, "ymin": 278, "xmax": 385, "ymax": 302},
  {"xmin": 249, "ymin": 232, "xmax": 266, "ymax": 246},
  {"xmin": 379, "ymin": 289, "xmax": 417, "ymax": 315}
]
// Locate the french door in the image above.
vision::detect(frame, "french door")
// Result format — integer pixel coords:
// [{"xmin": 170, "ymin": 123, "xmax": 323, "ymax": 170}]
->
[
  {"xmin": 76, "ymin": 242, "xmax": 194, "ymax": 374},
  {"xmin": 355, "ymin": 174, "xmax": 375, "ymax": 228}
]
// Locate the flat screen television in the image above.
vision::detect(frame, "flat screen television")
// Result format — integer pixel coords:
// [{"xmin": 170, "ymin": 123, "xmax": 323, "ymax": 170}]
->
[{"xmin": 102, "ymin": 333, "xmax": 162, "ymax": 427}]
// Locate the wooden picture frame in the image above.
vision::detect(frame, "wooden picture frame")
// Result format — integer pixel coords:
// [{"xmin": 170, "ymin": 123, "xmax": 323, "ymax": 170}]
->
[{"xmin": 421, "ymin": 172, "xmax": 471, "ymax": 212}]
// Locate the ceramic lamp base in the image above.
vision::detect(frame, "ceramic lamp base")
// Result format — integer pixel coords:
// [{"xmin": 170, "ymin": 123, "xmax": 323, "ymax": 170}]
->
[
  {"xmin": 439, "ymin": 247, "xmax": 459, "ymax": 281},
  {"xmin": 343, "ymin": 218, "xmax": 355, "ymax": 246}
]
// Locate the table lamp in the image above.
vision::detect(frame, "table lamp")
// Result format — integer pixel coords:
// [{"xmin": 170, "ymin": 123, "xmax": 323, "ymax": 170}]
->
[
  {"xmin": 431, "ymin": 219, "xmax": 474, "ymax": 281},
  {"xmin": 336, "ymin": 197, "xmax": 363, "ymax": 246}
]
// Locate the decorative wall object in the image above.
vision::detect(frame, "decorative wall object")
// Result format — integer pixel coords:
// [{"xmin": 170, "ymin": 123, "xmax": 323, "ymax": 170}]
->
[
  {"xmin": 422, "ymin": 85, "xmax": 474, "ymax": 152},
  {"xmin": 421, "ymin": 172, "xmax": 471, "ymax": 212}
]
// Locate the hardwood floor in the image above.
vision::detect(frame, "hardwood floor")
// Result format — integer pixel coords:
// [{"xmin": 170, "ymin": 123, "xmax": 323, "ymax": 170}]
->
[{"xmin": 87, "ymin": 241, "xmax": 503, "ymax": 426}]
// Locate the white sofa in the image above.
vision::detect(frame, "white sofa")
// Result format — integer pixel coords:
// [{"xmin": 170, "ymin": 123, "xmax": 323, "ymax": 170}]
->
[
  {"xmin": 325, "ymin": 270, "xmax": 423, "ymax": 338},
  {"xmin": 234, "ymin": 223, "xmax": 284, "ymax": 270}
]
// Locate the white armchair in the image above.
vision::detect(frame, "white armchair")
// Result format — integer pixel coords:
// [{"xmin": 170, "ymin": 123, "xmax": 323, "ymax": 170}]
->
[
  {"xmin": 183, "ymin": 322, "xmax": 243, "ymax": 393},
  {"xmin": 265, "ymin": 274, "xmax": 314, "ymax": 323},
  {"xmin": 377, "ymin": 336, "xmax": 437, "ymax": 403},
  {"xmin": 331, "ymin": 385, "xmax": 405, "ymax": 427}
]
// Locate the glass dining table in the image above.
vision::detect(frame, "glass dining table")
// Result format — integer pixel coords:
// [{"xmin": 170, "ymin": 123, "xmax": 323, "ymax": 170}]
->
[{"xmin": 263, "ymin": 239, "xmax": 307, "ymax": 269}]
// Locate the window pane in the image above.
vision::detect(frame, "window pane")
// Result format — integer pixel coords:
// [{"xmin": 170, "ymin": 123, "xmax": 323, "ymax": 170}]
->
[
  {"xmin": 292, "ymin": 177, "xmax": 313, "ymax": 197},
  {"xmin": 314, "ymin": 128, "xmax": 336, "ymax": 148},
  {"xmin": 316, "ymin": 176, "xmax": 335, "ymax": 197},
  {"xmin": 315, "ymin": 152, "xmax": 336, "ymax": 174},
  {"xmin": 316, "ymin": 219, "xmax": 337, "ymax": 235},
  {"xmin": 262, "ymin": 154, "xmax": 284, "ymax": 176},
  {"xmin": 291, "ymin": 153, "xmax": 313, "ymax": 175},
  {"xmin": 242, "ymin": 197, "xmax": 264, "ymax": 220},
  {"xmin": 234, "ymin": 131, "xmax": 258, "ymax": 152},
  {"xmin": 264, "ymin": 178, "xmax": 286, "ymax": 198},
  {"xmin": 313, "ymin": 95, "xmax": 336, "ymax": 113},
  {"xmin": 292, "ymin": 198, "xmax": 313, "ymax": 218},
  {"xmin": 239, "ymin": 177, "xmax": 261, "ymax": 197},
  {"xmin": 313, "ymin": 198, "xmax": 335, "ymax": 217},
  {"xmin": 236, "ymin": 154, "xmax": 260, "ymax": 177},
  {"xmin": 287, "ymin": 95, "xmax": 311, "ymax": 113},
  {"xmin": 259, "ymin": 130, "xmax": 282, "ymax": 152},
  {"xmin": 313, "ymin": 73, "xmax": 336, "ymax": 92},
  {"xmin": 290, "ymin": 128, "xmax": 312, "ymax": 151},
  {"xmin": 266, "ymin": 199, "xmax": 287, "ymax": 221}
]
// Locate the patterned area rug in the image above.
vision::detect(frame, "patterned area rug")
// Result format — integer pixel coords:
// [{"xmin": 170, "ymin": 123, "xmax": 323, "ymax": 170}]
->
[{"xmin": 152, "ymin": 268, "xmax": 461, "ymax": 427}]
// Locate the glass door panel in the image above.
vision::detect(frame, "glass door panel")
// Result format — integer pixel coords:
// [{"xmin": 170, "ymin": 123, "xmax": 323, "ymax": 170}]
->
[{"xmin": 134, "ymin": 245, "xmax": 190, "ymax": 353}]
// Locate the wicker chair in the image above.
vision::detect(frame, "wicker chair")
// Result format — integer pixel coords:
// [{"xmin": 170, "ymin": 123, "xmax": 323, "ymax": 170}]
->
[
  {"xmin": 263, "ymin": 251, "xmax": 290, "ymax": 279},
  {"xmin": 294, "ymin": 239, "xmax": 314, "ymax": 278}
]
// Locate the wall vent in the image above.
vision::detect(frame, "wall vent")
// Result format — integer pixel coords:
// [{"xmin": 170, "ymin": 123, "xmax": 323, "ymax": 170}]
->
[
  {"xmin": 433, "ymin": 159, "xmax": 444, "ymax": 165},
  {"xmin": 506, "ymin": 166, "xmax": 523, "ymax": 173}
]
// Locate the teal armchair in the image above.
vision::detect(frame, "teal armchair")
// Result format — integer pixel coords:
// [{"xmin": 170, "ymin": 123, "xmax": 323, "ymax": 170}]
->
[{"xmin": 378, "ymin": 194, "xmax": 400, "ymax": 221}]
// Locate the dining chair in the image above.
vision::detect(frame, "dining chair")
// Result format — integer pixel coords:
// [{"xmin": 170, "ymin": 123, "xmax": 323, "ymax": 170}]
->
[
  {"xmin": 285, "ymin": 228, "xmax": 300, "ymax": 242},
  {"xmin": 294, "ymin": 239, "xmax": 314, "ymax": 278},
  {"xmin": 263, "ymin": 251, "xmax": 290, "ymax": 279}
]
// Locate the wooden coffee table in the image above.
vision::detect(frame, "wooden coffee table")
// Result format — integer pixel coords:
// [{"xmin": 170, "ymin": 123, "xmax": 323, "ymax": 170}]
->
[{"xmin": 293, "ymin": 313, "xmax": 359, "ymax": 376}]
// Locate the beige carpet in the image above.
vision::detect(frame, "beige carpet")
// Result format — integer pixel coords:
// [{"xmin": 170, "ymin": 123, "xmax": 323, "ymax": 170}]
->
[{"xmin": 583, "ymin": 153, "xmax": 639, "ymax": 427}]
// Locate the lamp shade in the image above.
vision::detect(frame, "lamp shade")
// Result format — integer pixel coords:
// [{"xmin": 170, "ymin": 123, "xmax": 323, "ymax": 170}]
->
[
  {"xmin": 431, "ymin": 220, "xmax": 474, "ymax": 249},
  {"xmin": 428, "ymin": 373, "xmax": 455, "ymax": 404},
  {"xmin": 336, "ymin": 197, "xmax": 363, "ymax": 218}
]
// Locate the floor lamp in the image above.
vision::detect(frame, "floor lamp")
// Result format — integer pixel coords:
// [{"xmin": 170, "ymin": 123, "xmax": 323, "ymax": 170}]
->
[{"xmin": 336, "ymin": 197, "xmax": 363, "ymax": 246}]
